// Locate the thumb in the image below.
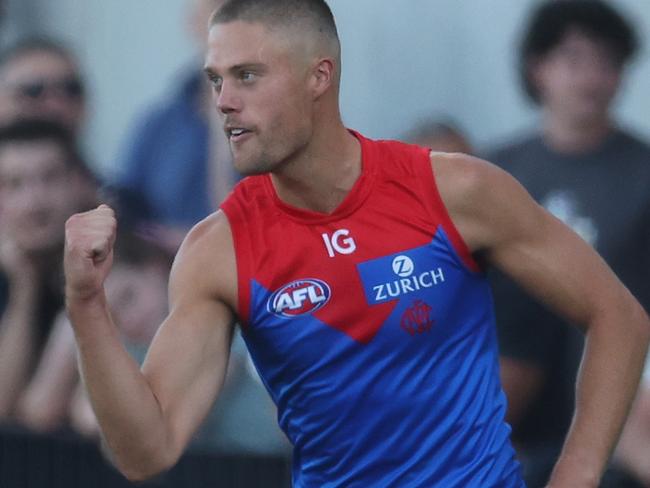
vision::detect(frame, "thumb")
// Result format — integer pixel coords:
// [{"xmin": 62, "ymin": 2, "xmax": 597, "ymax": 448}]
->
[
  {"xmin": 90, "ymin": 205, "xmax": 117, "ymax": 264},
  {"xmin": 91, "ymin": 243, "xmax": 113, "ymax": 264},
  {"xmin": 91, "ymin": 232, "xmax": 116, "ymax": 264}
]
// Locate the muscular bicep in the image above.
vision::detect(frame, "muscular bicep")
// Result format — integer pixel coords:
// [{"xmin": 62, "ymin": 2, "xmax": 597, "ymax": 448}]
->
[
  {"xmin": 140, "ymin": 213, "xmax": 237, "ymax": 456},
  {"xmin": 142, "ymin": 296, "xmax": 234, "ymax": 455},
  {"xmin": 435, "ymin": 153, "xmax": 629, "ymax": 329}
]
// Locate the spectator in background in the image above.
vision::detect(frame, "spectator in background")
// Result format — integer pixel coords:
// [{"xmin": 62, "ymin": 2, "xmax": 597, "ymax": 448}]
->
[
  {"xmin": 484, "ymin": 1, "xmax": 650, "ymax": 486},
  {"xmin": 0, "ymin": 119, "xmax": 98, "ymax": 421},
  {"xmin": 0, "ymin": 40, "xmax": 96, "ymax": 425},
  {"xmin": 0, "ymin": 39, "xmax": 86, "ymax": 135},
  {"xmin": 17, "ymin": 230, "xmax": 172, "ymax": 435},
  {"xmin": 405, "ymin": 118, "xmax": 473, "ymax": 154},
  {"xmin": 112, "ymin": 0, "xmax": 237, "ymax": 252},
  {"xmin": 0, "ymin": 38, "xmax": 96, "ymax": 212}
]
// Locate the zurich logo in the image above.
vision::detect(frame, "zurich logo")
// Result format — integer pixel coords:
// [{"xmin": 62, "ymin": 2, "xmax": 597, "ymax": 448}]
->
[
  {"xmin": 392, "ymin": 255, "xmax": 414, "ymax": 277},
  {"xmin": 267, "ymin": 279, "xmax": 331, "ymax": 318}
]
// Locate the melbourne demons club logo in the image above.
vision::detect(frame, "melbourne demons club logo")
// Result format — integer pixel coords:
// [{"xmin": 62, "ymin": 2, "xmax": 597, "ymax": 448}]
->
[
  {"xmin": 401, "ymin": 299, "xmax": 434, "ymax": 336},
  {"xmin": 267, "ymin": 279, "xmax": 332, "ymax": 318}
]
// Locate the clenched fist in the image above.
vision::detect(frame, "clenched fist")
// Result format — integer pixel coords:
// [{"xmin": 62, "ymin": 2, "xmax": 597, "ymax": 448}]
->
[{"xmin": 64, "ymin": 204, "xmax": 117, "ymax": 301}]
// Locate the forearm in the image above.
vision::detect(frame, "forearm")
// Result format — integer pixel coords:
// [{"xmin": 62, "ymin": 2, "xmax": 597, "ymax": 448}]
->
[
  {"xmin": 18, "ymin": 316, "xmax": 80, "ymax": 431},
  {"xmin": 549, "ymin": 301, "xmax": 650, "ymax": 487},
  {"xmin": 0, "ymin": 285, "xmax": 38, "ymax": 417},
  {"xmin": 18, "ymin": 363, "xmax": 77, "ymax": 431},
  {"xmin": 68, "ymin": 293, "xmax": 176, "ymax": 480}
]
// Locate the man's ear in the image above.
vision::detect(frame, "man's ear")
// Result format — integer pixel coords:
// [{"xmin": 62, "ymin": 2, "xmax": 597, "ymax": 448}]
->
[
  {"xmin": 527, "ymin": 56, "xmax": 545, "ymax": 100},
  {"xmin": 310, "ymin": 58, "xmax": 335, "ymax": 99}
]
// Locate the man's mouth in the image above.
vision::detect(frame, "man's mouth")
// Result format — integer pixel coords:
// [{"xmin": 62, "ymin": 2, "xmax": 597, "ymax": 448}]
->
[{"xmin": 226, "ymin": 127, "xmax": 252, "ymax": 141}]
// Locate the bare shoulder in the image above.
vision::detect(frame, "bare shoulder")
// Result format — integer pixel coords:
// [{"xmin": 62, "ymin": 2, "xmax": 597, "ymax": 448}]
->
[
  {"xmin": 430, "ymin": 151, "xmax": 513, "ymax": 212},
  {"xmin": 429, "ymin": 151, "xmax": 542, "ymax": 254},
  {"xmin": 169, "ymin": 211, "xmax": 237, "ymax": 312}
]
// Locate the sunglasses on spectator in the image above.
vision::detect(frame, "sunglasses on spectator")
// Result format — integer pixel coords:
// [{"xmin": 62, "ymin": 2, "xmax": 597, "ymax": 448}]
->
[{"xmin": 12, "ymin": 77, "xmax": 84, "ymax": 101}]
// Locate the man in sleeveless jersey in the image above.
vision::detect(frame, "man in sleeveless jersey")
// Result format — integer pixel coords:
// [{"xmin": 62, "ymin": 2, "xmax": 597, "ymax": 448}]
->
[{"xmin": 63, "ymin": 1, "xmax": 650, "ymax": 486}]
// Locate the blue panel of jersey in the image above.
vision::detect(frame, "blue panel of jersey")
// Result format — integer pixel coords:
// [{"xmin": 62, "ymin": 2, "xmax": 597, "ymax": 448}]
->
[{"xmin": 242, "ymin": 228, "xmax": 524, "ymax": 487}]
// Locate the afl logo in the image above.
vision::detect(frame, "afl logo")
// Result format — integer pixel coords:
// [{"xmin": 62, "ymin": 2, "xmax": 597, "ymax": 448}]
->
[
  {"xmin": 392, "ymin": 255, "xmax": 414, "ymax": 277},
  {"xmin": 267, "ymin": 279, "xmax": 331, "ymax": 318}
]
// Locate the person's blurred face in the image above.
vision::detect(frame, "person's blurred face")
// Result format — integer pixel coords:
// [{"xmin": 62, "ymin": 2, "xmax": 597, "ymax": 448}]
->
[
  {"xmin": 105, "ymin": 261, "xmax": 168, "ymax": 344},
  {"xmin": 0, "ymin": 50, "xmax": 85, "ymax": 133},
  {"xmin": 532, "ymin": 29, "xmax": 623, "ymax": 125},
  {"xmin": 204, "ymin": 21, "xmax": 314, "ymax": 175},
  {"xmin": 0, "ymin": 140, "xmax": 86, "ymax": 254}
]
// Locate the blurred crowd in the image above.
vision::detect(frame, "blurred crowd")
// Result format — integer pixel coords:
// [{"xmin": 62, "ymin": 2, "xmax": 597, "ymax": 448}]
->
[
  {"xmin": 0, "ymin": 0, "xmax": 290, "ymax": 464},
  {"xmin": 0, "ymin": 1, "xmax": 648, "ymax": 487}
]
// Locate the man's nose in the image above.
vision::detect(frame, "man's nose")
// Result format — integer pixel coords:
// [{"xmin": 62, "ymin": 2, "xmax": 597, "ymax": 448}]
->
[{"xmin": 216, "ymin": 81, "xmax": 241, "ymax": 114}]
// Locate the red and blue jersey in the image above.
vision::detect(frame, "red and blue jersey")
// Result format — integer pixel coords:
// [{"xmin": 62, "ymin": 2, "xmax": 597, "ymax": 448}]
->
[{"xmin": 221, "ymin": 132, "xmax": 523, "ymax": 487}]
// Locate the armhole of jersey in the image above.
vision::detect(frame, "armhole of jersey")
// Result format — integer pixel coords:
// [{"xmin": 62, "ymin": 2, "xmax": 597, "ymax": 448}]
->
[
  {"xmin": 220, "ymin": 199, "xmax": 251, "ymax": 326},
  {"xmin": 422, "ymin": 151, "xmax": 483, "ymax": 274}
]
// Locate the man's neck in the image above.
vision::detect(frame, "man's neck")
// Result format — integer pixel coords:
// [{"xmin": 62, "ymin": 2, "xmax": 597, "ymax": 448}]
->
[
  {"xmin": 543, "ymin": 111, "xmax": 613, "ymax": 154},
  {"xmin": 270, "ymin": 122, "xmax": 361, "ymax": 214}
]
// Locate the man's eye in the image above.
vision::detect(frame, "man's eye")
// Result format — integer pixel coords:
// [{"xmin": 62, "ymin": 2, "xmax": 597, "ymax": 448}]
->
[
  {"xmin": 208, "ymin": 75, "xmax": 223, "ymax": 90},
  {"xmin": 241, "ymin": 72, "xmax": 256, "ymax": 83}
]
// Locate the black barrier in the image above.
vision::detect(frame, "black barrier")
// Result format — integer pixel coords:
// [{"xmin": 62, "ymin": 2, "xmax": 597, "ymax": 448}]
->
[{"xmin": 0, "ymin": 425, "xmax": 292, "ymax": 488}]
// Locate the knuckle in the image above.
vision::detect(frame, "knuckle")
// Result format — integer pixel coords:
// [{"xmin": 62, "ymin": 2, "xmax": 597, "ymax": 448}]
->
[{"xmin": 66, "ymin": 213, "xmax": 80, "ymax": 228}]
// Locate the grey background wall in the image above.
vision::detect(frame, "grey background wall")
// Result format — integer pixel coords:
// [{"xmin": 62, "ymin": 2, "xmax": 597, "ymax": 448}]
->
[{"xmin": 2, "ymin": 0, "xmax": 649, "ymax": 176}]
